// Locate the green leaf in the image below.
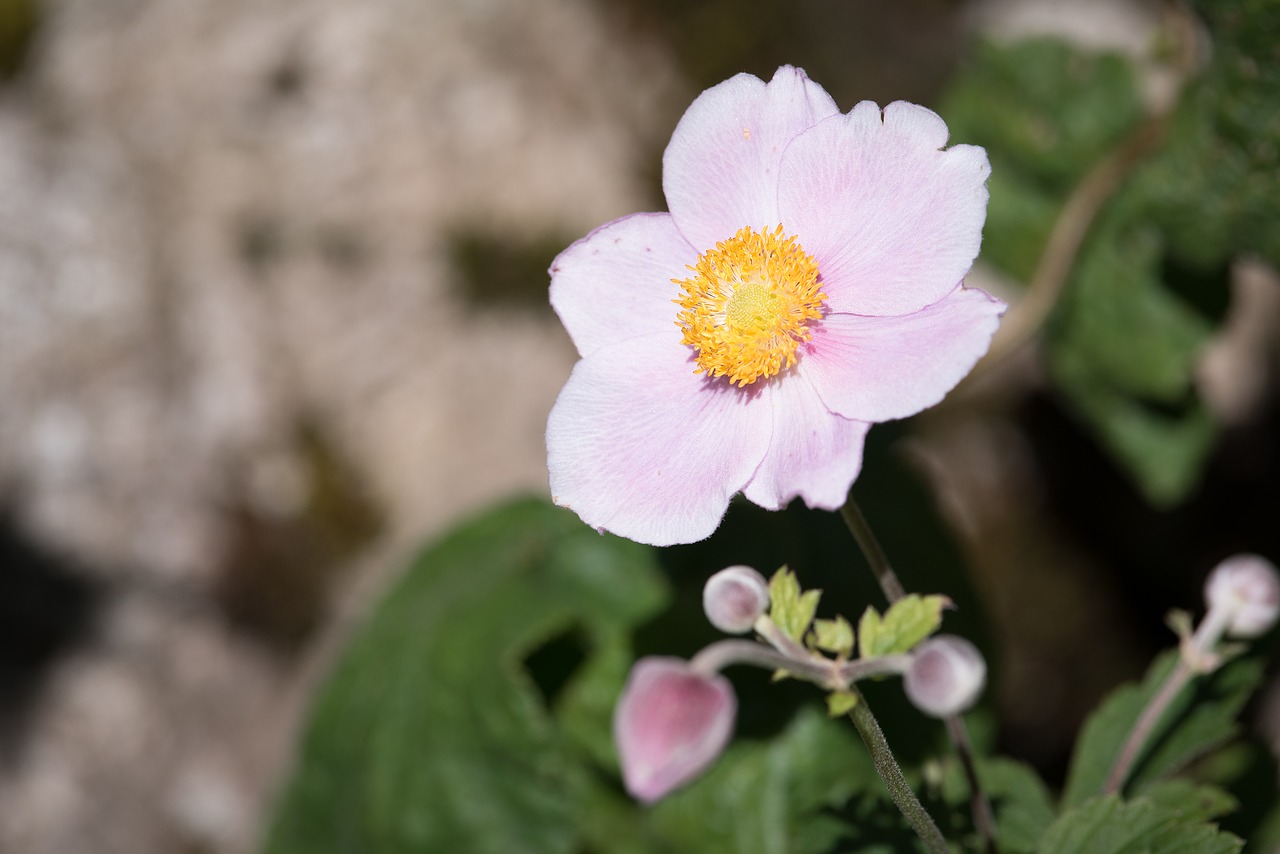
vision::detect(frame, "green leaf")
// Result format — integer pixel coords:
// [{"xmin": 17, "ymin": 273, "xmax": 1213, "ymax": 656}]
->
[
  {"xmin": 1048, "ymin": 217, "xmax": 1217, "ymax": 505},
  {"xmin": 812, "ymin": 615, "xmax": 854, "ymax": 658},
  {"xmin": 1063, "ymin": 652, "xmax": 1265, "ymax": 807},
  {"xmin": 645, "ymin": 708, "xmax": 875, "ymax": 854},
  {"xmin": 857, "ymin": 606, "xmax": 882, "ymax": 660},
  {"xmin": 263, "ymin": 497, "xmax": 667, "ymax": 854},
  {"xmin": 858, "ymin": 594, "xmax": 948, "ymax": 659},
  {"xmin": 981, "ymin": 758, "xmax": 1059, "ymax": 853},
  {"xmin": 768, "ymin": 566, "xmax": 821, "ymax": 643},
  {"xmin": 939, "ymin": 756, "xmax": 1057, "ymax": 853},
  {"xmin": 1137, "ymin": 0, "xmax": 1280, "ymax": 270},
  {"xmin": 942, "ymin": 39, "xmax": 1144, "ymax": 194},
  {"xmin": 1142, "ymin": 780, "xmax": 1238, "ymax": 824},
  {"xmin": 826, "ymin": 691, "xmax": 858, "ymax": 717},
  {"xmin": 1039, "ymin": 795, "xmax": 1242, "ymax": 853}
]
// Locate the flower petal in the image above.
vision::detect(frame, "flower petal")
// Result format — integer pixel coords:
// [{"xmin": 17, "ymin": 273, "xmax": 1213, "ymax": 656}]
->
[
  {"xmin": 663, "ymin": 66, "xmax": 839, "ymax": 250},
  {"xmin": 614, "ymin": 657, "xmax": 736, "ymax": 803},
  {"xmin": 802, "ymin": 286, "xmax": 1005, "ymax": 423},
  {"xmin": 742, "ymin": 376, "xmax": 871, "ymax": 511},
  {"xmin": 779, "ymin": 101, "xmax": 991, "ymax": 316},
  {"xmin": 546, "ymin": 333, "xmax": 771, "ymax": 546},
  {"xmin": 549, "ymin": 213, "xmax": 696, "ymax": 358}
]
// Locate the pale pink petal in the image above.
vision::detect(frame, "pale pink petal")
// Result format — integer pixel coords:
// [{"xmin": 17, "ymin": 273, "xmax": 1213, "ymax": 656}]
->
[
  {"xmin": 614, "ymin": 657, "xmax": 736, "ymax": 803},
  {"xmin": 663, "ymin": 66, "xmax": 839, "ymax": 250},
  {"xmin": 549, "ymin": 213, "xmax": 697, "ymax": 358},
  {"xmin": 546, "ymin": 333, "xmax": 771, "ymax": 546},
  {"xmin": 742, "ymin": 376, "xmax": 871, "ymax": 511},
  {"xmin": 779, "ymin": 101, "xmax": 990, "ymax": 317},
  {"xmin": 801, "ymin": 287, "xmax": 1004, "ymax": 423}
]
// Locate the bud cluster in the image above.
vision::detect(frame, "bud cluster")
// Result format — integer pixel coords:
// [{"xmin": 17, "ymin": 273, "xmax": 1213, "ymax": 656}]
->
[{"xmin": 613, "ymin": 565, "xmax": 987, "ymax": 802}]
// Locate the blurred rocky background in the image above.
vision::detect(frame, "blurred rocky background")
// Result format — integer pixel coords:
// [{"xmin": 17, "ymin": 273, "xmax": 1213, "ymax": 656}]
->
[{"xmin": 1, "ymin": 0, "xmax": 1278, "ymax": 852}]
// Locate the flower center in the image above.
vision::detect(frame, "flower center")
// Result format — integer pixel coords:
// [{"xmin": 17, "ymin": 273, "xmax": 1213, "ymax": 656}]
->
[{"xmin": 675, "ymin": 225, "xmax": 826, "ymax": 387}]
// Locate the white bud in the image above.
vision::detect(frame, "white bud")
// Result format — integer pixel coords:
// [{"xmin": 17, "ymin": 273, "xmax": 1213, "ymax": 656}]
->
[
  {"xmin": 702, "ymin": 565, "xmax": 770, "ymax": 634},
  {"xmin": 1204, "ymin": 554, "xmax": 1280, "ymax": 638},
  {"xmin": 904, "ymin": 635, "xmax": 987, "ymax": 718}
]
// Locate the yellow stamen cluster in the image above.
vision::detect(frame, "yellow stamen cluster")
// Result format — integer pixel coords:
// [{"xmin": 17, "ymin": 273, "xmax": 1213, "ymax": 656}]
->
[{"xmin": 675, "ymin": 225, "xmax": 826, "ymax": 387}]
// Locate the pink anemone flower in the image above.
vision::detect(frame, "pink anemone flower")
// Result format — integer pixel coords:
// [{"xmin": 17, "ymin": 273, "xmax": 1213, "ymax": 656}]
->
[{"xmin": 547, "ymin": 66, "xmax": 1004, "ymax": 546}]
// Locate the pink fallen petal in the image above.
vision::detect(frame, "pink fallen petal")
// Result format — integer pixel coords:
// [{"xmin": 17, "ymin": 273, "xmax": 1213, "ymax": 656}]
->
[
  {"xmin": 614, "ymin": 657, "xmax": 737, "ymax": 803},
  {"xmin": 663, "ymin": 65, "xmax": 839, "ymax": 249}
]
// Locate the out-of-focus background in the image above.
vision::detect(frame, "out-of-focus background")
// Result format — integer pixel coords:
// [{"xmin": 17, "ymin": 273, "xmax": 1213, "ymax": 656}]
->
[{"xmin": 1, "ymin": 0, "xmax": 1278, "ymax": 851}]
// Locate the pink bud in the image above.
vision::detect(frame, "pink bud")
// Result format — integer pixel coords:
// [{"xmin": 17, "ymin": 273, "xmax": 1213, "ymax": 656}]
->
[
  {"xmin": 613, "ymin": 656, "xmax": 736, "ymax": 803},
  {"xmin": 1204, "ymin": 554, "xmax": 1280, "ymax": 638},
  {"xmin": 903, "ymin": 635, "xmax": 986, "ymax": 718},
  {"xmin": 703, "ymin": 565, "xmax": 770, "ymax": 634}
]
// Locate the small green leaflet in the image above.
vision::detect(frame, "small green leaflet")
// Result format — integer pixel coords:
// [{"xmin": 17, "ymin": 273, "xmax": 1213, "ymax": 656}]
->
[
  {"xmin": 811, "ymin": 616, "xmax": 855, "ymax": 658},
  {"xmin": 858, "ymin": 594, "xmax": 949, "ymax": 659},
  {"xmin": 768, "ymin": 566, "xmax": 821, "ymax": 644},
  {"xmin": 826, "ymin": 691, "xmax": 858, "ymax": 717}
]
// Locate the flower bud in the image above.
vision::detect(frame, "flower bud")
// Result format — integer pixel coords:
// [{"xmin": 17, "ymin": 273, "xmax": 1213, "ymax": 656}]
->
[
  {"xmin": 702, "ymin": 565, "xmax": 770, "ymax": 634},
  {"xmin": 613, "ymin": 656, "xmax": 736, "ymax": 803},
  {"xmin": 1204, "ymin": 554, "xmax": 1280, "ymax": 638},
  {"xmin": 903, "ymin": 635, "xmax": 986, "ymax": 718}
]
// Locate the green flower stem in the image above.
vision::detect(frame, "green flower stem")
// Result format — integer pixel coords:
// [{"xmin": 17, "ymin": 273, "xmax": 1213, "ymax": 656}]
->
[
  {"xmin": 838, "ymin": 497, "xmax": 906, "ymax": 602},
  {"xmin": 1104, "ymin": 602, "xmax": 1231, "ymax": 795},
  {"xmin": 1102, "ymin": 660, "xmax": 1193, "ymax": 795},
  {"xmin": 847, "ymin": 685, "xmax": 949, "ymax": 854},
  {"xmin": 840, "ymin": 494, "xmax": 999, "ymax": 853}
]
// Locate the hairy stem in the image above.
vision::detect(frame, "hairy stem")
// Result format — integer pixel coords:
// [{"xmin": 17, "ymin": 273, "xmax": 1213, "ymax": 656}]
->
[
  {"xmin": 1104, "ymin": 602, "xmax": 1231, "ymax": 794},
  {"xmin": 848, "ymin": 686, "xmax": 950, "ymax": 854},
  {"xmin": 838, "ymin": 498, "xmax": 906, "ymax": 603},
  {"xmin": 1103, "ymin": 660, "xmax": 1193, "ymax": 795},
  {"xmin": 841, "ymin": 494, "xmax": 999, "ymax": 852}
]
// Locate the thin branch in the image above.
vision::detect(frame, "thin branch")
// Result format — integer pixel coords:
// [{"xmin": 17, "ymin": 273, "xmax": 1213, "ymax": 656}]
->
[
  {"xmin": 841, "ymin": 493, "xmax": 998, "ymax": 852},
  {"xmin": 838, "ymin": 498, "xmax": 906, "ymax": 603},
  {"xmin": 847, "ymin": 686, "xmax": 951, "ymax": 854}
]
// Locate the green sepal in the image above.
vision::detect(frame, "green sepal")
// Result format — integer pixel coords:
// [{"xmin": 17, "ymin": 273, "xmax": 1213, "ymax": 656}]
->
[
  {"xmin": 812, "ymin": 616, "xmax": 855, "ymax": 659},
  {"xmin": 768, "ymin": 566, "xmax": 822, "ymax": 644},
  {"xmin": 858, "ymin": 594, "xmax": 949, "ymax": 659},
  {"xmin": 826, "ymin": 691, "xmax": 859, "ymax": 717}
]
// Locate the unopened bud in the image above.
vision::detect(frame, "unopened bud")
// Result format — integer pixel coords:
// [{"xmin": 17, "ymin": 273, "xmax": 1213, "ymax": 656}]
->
[
  {"xmin": 613, "ymin": 657, "xmax": 736, "ymax": 803},
  {"xmin": 903, "ymin": 635, "xmax": 986, "ymax": 718},
  {"xmin": 702, "ymin": 565, "xmax": 770, "ymax": 634},
  {"xmin": 1204, "ymin": 554, "xmax": 1280, "ymax": 638}
]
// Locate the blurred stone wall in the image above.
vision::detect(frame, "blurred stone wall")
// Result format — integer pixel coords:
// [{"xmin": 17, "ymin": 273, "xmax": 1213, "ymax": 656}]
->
[{"xmin": 0, "ymin": 0, "xmax": 680, "ymax": 850}]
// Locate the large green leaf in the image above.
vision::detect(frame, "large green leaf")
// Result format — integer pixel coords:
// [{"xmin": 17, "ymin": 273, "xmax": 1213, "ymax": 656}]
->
[
  {"xmin": 1063, "ymin": 653, "xmax": 1264, "ymax": 808},
  {"xmin": 643, "ymin": 708, "xmax": 877, "ymax": 854},
  {"xmin": 1040, "ymin": 795, "xmax": 1242, "ymax": 853},
  {"xmin": 946, "ymin": 5, "xmax": 1280, "ymax": 504},
  {"xmin": 1048, "ymin": 216, "xmax": 1217, "ymax": 505},
  {"xmin": 264, "ymin": 498, "xmax": 891, "ymax": 854},
  {"xmin": 941, "ymin": 38, "xmax": 1144, "ymax": 283},
  {"xmin": 263, "ymin": 498, "xmax": 667, "ymax": 854}
]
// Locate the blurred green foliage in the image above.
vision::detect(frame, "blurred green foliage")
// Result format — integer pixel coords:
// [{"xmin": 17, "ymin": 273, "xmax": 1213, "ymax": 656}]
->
[
  {"xmin": 943, "ymin": 0, "xmax": 1280, "ymax": 507},
  {"xmin": 263, "ymin": 499, "xmax": 897, "ymax": 854},
  {"xmin": 263, "ymin": 499, "xmax": 1263, "ymax": 853}
]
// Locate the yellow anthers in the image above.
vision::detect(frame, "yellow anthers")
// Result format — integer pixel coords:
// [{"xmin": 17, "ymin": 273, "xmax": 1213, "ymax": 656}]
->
[{"xmin": 675, "ymin": 225, "xmax": 826, "ymax": 387}]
